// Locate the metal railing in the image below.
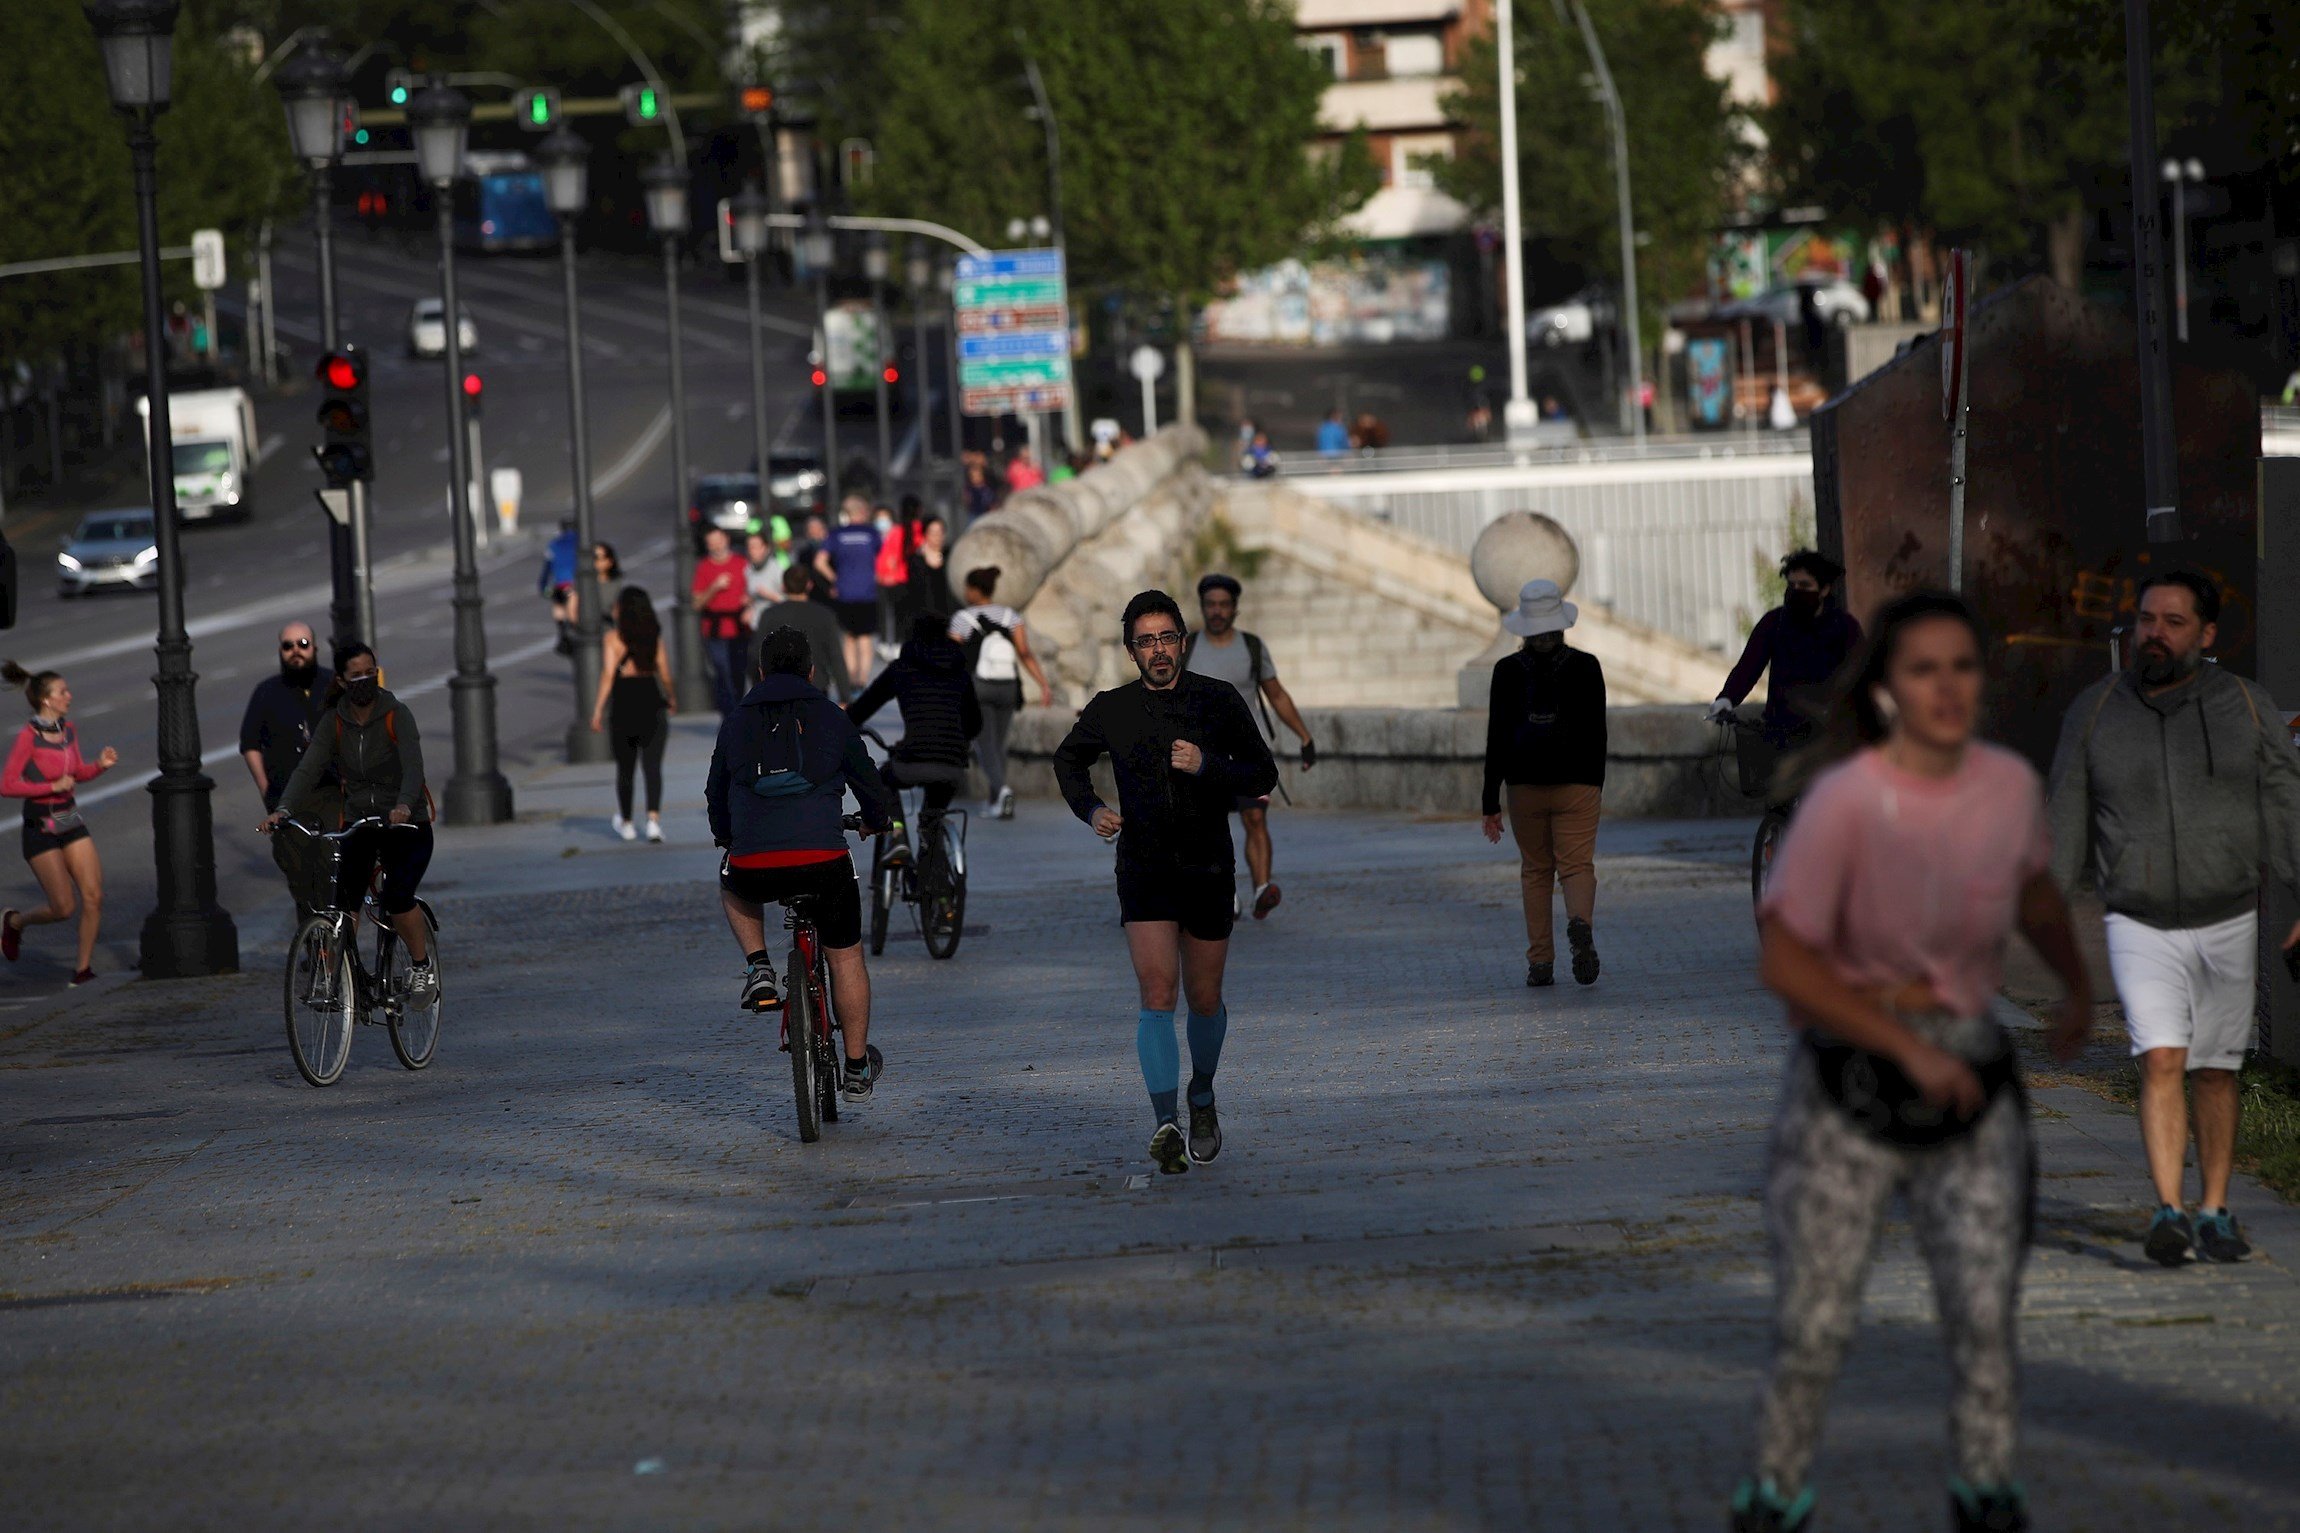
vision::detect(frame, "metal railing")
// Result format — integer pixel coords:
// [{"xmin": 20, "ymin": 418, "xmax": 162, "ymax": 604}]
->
[{"xmin": 1273, "ymin": 431, "xmax": 1811, "ymax": 477}]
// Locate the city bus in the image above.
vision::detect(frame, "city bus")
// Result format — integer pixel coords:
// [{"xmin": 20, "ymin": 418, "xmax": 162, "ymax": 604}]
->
[{"xmin": 453, "ymin": 152, "xmax": 555, "ymax": 253}]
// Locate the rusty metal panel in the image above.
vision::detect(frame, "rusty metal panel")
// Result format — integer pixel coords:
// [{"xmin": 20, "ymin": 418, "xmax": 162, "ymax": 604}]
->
[{"xmin": 1811, "ymin": 275, "xmax": 2261, "ymax": 769}]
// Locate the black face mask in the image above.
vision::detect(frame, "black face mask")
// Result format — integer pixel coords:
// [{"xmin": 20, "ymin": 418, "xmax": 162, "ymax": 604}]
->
[
  {"xmin": 281, "ymin": 657, "xmax": 317, "ymax": 686},
  {"xmin": 1784, "ymin": 588, "xmax": 1822, "ymax": 620},
  {"xmin": 343, "ymin": 675, "xmax": 381, "ymax": 708}
]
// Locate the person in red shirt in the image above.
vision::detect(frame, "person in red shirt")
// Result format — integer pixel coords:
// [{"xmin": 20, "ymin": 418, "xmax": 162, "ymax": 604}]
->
[
  {"xmin": 1004, "ymin": 445, "xmax": 1046, "ymax": 492},
  {"xmin": 0, "ymin": 663, "xmax": 121, "ymax": 985},
  {"xmin": 691, "ymin": 526, "xmax": 752, "ymax": 717}
]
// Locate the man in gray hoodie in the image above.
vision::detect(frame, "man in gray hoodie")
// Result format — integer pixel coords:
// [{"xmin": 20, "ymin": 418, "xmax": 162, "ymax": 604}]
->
[{"xmin": 2048, "ymin": 570, "xmax": 2300, "ymax": 1266}]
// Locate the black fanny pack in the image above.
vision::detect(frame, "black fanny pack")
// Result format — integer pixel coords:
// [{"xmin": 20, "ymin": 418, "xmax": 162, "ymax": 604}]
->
[{"xmin": 1801, "ymin": 1028, "xmax": 2020, "ymax": 1147}]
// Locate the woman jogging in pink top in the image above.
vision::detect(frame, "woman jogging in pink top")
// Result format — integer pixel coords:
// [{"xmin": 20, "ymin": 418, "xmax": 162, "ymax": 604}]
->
[{"xmin": 1, "ymin": 662, "xmax": 120, "ymax": 985}]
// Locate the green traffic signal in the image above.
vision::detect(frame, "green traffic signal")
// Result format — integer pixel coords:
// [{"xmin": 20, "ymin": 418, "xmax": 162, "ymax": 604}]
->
[
  {"xmin": 388, "ymin": 85, "xmax": 408, "ymax": 106},
  {"xmin": 530, "ymin": 95, "xmax": 550, "ymax": 125},
  {"xmin": 636, "ymin": 87, "xmax": 658, "ymax": 121},
  {"xmin": 354, "ymin": 128, "xmax": 370, "ymax": 145}
]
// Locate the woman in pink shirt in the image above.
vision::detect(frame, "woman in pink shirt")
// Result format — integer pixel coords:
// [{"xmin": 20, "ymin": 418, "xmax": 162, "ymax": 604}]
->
[
  {"xmin": 0, "ymin": 663, "xmax": 121, "ymax": 985},
  {"xmin": 1730, "ymin": 592, "xmax": 2091, "ymax": 1533}
]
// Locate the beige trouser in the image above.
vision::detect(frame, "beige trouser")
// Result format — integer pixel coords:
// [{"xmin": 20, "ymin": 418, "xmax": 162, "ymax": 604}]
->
[{"xmin": 1506, "ymin": 783, "xmax": 1600, "ymax": 963}]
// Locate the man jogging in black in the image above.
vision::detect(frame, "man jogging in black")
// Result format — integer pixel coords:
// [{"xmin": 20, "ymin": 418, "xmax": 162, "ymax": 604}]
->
[{"xmin": 1054, "ymin": 590, "xmax": 1278, "ymax": 1174}]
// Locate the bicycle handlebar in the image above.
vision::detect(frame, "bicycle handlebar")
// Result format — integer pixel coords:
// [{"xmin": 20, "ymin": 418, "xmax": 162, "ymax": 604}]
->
[{"xmin": 858, "ymin": 726, "xmax": 893, "ymax": 751}]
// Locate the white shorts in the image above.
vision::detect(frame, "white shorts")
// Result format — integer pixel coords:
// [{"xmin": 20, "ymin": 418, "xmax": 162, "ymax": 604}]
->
[{"xmin": 2104, "ymin": 909, "xmax": 2257, "ymax": 1071}]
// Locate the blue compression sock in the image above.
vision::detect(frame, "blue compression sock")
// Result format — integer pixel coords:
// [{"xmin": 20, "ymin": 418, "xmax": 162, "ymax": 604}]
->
[
  {"xmin": 1136, "ymin": 1007, "xmax": 1179, "ymax": 1124},
  {"xmin": 1186, "ymin": 1005, "xmax": 1228, "ymax": 1107}
]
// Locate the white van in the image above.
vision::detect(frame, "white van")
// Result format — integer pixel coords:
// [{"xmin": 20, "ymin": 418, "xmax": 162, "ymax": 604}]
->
[{"xmin": 134, "ymin": 386, "xmax": 259, "ymax": 522}]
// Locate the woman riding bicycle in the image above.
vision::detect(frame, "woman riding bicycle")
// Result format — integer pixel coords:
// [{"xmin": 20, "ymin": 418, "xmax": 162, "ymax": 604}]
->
[
  {"xmin": 848, "ymin": 611, "xmax": 982, "ymax": 860},
  {"xmin": 1729, "ymin": 591, "xmax": 2092, "ymax": 1533},
  {"xmin": 263, "ymin": 644, "xmax": 438, "ymax": 1007},
  {"xmin": 1708, "ymin": 550, "xmax": 1863, "ymax": 748}
]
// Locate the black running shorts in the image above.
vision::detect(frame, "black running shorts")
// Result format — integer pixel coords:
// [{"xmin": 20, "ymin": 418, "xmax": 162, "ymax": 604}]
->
[
  {"xmin": 1114, "ymin": 863, "xmax": 1236, "ymax": 942},
  {"xmin": 720, "ymin": 853, "xmax": 863, "ymax": 949}
]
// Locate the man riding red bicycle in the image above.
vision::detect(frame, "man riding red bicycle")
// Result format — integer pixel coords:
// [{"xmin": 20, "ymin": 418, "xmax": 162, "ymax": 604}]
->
[{"xmin": 706, "ymin": 625, "xmax": 894, "ymax": 1100}]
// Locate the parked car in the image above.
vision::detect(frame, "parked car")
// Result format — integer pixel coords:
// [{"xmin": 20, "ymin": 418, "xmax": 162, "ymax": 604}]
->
[
  {"xmin": 406, "ymin": 298, "xmax": 479, "ymax": 358},
  {"xmin": 1722, "ymin": 279, "xmax": 1872, "ymax": 329},
  {"xmin": 1527, "ymin": 288, "xmax": 1617, "ymax": 348},
  {"xmin": 57, "ymin": 508, "xmax": 158, "ymax": 597},
  {"xmin": 762, "ymin": 453, "xmax": 827, "ymax": 520},
  {"xmin": 689, "ymin": 473, "xmax": 764, "ymax": 550}
]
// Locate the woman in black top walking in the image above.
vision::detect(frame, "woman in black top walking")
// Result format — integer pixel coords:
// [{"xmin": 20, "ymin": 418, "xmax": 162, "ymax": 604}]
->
[
  {"xmin": 1479, "ymin": 579, "xmax": 1607, "ymax": 988},
  {"xmin": 590, "ymin": 587, "xmax": 676, "ymax": 842}
]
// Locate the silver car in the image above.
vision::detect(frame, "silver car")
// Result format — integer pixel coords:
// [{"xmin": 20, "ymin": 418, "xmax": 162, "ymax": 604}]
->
[
  {"xmin": 406, "ymin": 298, "xmax": 479, "ymax": 358},
  {"xmin": 57, "ymin": 508, "xmax": 158, "ymax": 597}
]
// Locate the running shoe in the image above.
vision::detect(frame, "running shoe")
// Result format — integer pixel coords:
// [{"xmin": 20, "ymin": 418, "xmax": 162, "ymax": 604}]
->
[
  {"xmin": 404, "ymin": 959, "xmax": 440, "ymax": 1009},
  {"xmin": 645, "ymin": 820, "xmax": 664, "ymax": 843},
  {"xmin": 1188, "ymin": 1096, "xmax": 1222, "ymax": 1163},
  {"xmin": 740, "ymin": 960, "xmax": 780, "ymax": 1012},
  {"xmin": 866, "ymin": 1044, "xmax": 884, "ymax": 1082},
  {"xmin": 2194, "ymin": 1208, "xmax": 2251, "ymax": 1263},
  {"xmin": 1253, "ymin": 882, "xmax": 1283, "ymax": 920},
  {"xmin": 1950, "ymin": 1479, "xmax": 2029, "ymax": 1532},
  {"xmin": 69, "ymin": 967, "xmax": 96, "ymax": 987},
  {"xmin": 1567, "ymin": 917, "xmax": 1600, "ymax": 985},
  {"xmin": 994, "ymin": 786, "xmax": 1016, "ymax": 820},
  {"xmin": 1148, "ymin": 1121, "xmax": 1190, "ymax": 1175},
  {"xmin": 2144, "ymin": 1205, "xmax": 2193, "ymax": 1267},
  {"xmin": 2, "ymin": 910, "xmax": 18, "ymax": 963},
  {"xmin": 1527, "ymin": 961, "xmax": 1554, "ymax": 988},
  {"xmin": 1729, "ymin": 1477, "xmax": 1813, "ymax": 1532},
  {"xmin": 841, "ymin": 1063, "xmax": 873, "ymax": 1101},
  {"xmin": 613, "ymin": 816, "xmax": 637, "ymax": 841}
]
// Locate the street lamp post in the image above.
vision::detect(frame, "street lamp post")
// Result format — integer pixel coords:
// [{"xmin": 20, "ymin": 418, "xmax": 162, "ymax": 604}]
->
[
  {"xmin": 1561, "ymin": 0, "xmax": 1645, "ymax": 443},
  {"xmin": 731, "ymin": 185, "xmax": 779, "ymax": 537},
  {"xmin": 1495, "ymin": 0, "xmax": 1537, "ymax": 446},
  {"xmin": 905, "ymin": 244, "xmax": 932, "ymax": 506},
  {"xmin": 644, "ymin": 157, "xmax": 706, "ymax": 706},
  {"xmin": 83, "ymin": 0, "xmax": 237, "ymax": 978},
  {"xmin": 938, "ymin": 255, "xmax": 965, "ymax": 523},
  {"xmin": 2122, "ymin": 0, "xmax": 2182, "ymax": 543},
  {"xmin": 864, "ymin": 232, "xmax": 893, "ymax": 501},
  {"xmin": 2162, "ymin": 157, "xmax": 2205, "ymax": 345},
  {"xmin": 273, "ymin": 35, "xmax": 371, "ymax": 650},
  {"xmin": 538, "ymin": 125, "xmax": 608, "ymax": 765},
  {"xmin": 409, "ymin": 81, "xmax": 514, "ymax": 822},
  {"xmin": 802, "ymin": 211, "xmax": 842, "ymax": 513}
]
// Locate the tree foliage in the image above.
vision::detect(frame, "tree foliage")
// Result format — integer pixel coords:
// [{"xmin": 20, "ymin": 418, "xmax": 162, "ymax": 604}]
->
[{"xmin": 1434, "ymin": 0, "xmax": 1739, "ymax": 331}]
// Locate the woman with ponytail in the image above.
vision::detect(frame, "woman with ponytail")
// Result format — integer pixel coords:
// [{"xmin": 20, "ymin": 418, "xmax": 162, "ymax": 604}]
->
[{"xmin": 0, "ymin": 662, "xmax": 120, "ymax": 984}]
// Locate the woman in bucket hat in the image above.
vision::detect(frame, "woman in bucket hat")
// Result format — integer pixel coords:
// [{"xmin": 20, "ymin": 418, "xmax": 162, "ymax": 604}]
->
[{"xmin": 1480, "ymin": 580, "xmax": 1607, "ymax": 986}]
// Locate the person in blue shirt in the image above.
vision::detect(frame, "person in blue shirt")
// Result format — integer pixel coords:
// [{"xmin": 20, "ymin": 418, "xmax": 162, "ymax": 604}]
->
[
  {"xmin": 539, "ymin": 518, "xmax": 579, "ymax": 655},
  {"xmin": 1315, "ymin": 409, "xmax": 1351, "ymax": 458},
  {"xmin": 816, "ymin": 493, "xmax": 883, "ymax": 684}
]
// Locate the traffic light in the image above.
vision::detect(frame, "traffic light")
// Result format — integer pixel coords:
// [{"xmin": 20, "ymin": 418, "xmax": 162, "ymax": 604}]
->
[
  {"xmin": 385, "ymin": 69, "xmax": 412, "ymax": 108},
  {"xmin": 514, "ymin": 87, "xmax": 560, "ymax": 131},
  {"xmin": 462, "ymin": 371, "xmax": 484, "ymax": 421},
  {"xmin": 314, "ymin": 347, "xmax": 373, "ymax": 488},
  {"xmin": 621, "ymin": 83, "xmax": 663, "ymax": 125},
  {"xmin": 739, "ymin": 85, "xmax": 774, "ymax": 120}
]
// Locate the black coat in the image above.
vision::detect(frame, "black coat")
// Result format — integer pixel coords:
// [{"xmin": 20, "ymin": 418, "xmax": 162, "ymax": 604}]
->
[
  {"xmin": 1482, "ymin": 644, "xmax": 1607, "ymax": 813},
  {"xmin": 1053, "ymin": 671, "xmax": 1279, "ymax": 875}
]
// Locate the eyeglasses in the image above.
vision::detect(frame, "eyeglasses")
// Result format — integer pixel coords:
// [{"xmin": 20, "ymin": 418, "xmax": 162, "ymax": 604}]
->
[
  {"xmin": 280, "ymin": 638, "xmax": 314, "ymax": 651},
  {"xmin": 1127, "ymin": 631, "xmax": 1186, "ymax": 654}
]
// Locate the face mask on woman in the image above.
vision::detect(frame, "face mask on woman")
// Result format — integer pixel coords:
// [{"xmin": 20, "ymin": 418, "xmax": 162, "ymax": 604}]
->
[{"xmin": 344, "ymin": 675, "xmax": 381, "ymax": 708}]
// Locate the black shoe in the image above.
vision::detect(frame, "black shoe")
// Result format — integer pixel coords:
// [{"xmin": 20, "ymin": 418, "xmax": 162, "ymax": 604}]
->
[
  {"xmin": 2194, "ymin": 1208, "xmax": 2251, "ymax": 1262},
  {"xmin": 2144, "ymin": 1205, "xmax": 2193, "ymax": 1267},
  {"xmin": 1148, "ymin": 1121, "xmax": 1190, "ymax": 1175},
  {"xmin": 1188, "ymin": 1097, "xmax": 1222, "ymax": 1163},
  {"xmin": 865, "ymin": 1044, "xmax": 884, "ymax": 1083},
  {"xmin": 1527, "ymin": 961, "xmax": 1554, "ymax": 987},
  {"xmin": 1950, "ymin": 1479, "xmax": 2028, "ymax": 1532},
  {"xmin": 740, "ymin": 960, "xmax": 780, "ymax": 1013},
  {"xmin": 1567, "ymin": 918, "xmax": 1600, "ymax": 985}
]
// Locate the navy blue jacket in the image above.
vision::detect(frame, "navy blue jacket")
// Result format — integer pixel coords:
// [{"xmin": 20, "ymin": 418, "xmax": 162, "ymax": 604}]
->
[
  {"xmin": 707, "ymin": 674, "xmax": 892, "ymax": 856},
  {"xmin": 1721, "ymin": 605, "xmax": 1863, "ymax": 740}
]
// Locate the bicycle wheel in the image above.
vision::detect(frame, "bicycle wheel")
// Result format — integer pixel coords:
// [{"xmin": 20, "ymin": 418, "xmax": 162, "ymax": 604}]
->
[
  {"xmin": 920, "ymin": 838, "xmax": 966, "ymax": 960},
  {"xmin": 786, "ymin": 943, "xmax": 821, "ymax": 1143},
  {"xmin": 1751, "ymin": 807, "xmax": 1791, "ymax": 910},
  {"xmin": 383, "ymin": 920, "xmax": 443, "ymax": 1071},
  {"xmin": 284, "ymin": 916, "xmax": 357, "ymax": 1087},
  {"xmin": 867, "ymin": 840, "xmax": 892, "ymax": 957}
]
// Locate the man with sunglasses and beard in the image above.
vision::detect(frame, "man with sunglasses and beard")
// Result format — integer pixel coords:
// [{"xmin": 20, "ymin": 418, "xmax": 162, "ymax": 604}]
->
[
  {"xmin": 2049, "ymin": 570, "xmax": 2300, "ymax": 1268},
  {"xmin": 240, "ymin": 622, "xmax": 338, "ymax": 918},
  {"xmin": 1054, "ymin": 591, "xmax": 1278, "ymax": 1175}
]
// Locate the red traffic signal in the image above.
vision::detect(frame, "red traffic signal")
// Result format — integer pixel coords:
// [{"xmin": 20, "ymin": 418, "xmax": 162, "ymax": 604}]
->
[
  {"xmin": 318, "ymin": 350, "xmax": 365, "ymax": 391},
  {"xmin": 810, "ymin": 368, "xmax": 827, "ymax": 387},
  {"xmin": 314, "ymin": 345, "xmax": 373, "ymax": 488},
  {"xmin": 882, "ymin": 365, "xmax": 899, "ymax": 384},
  {"xmin": 740, "ymin": 85, "xmax": 774, "ymax": 118},
  {"xmin": 462, "ymin": 372, "xmax": 483, "ymax": 398}
]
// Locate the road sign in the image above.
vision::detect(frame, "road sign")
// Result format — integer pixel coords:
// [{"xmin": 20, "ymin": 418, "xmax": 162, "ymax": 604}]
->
[
  {"xmin": 1941, "ymin": 248, "xmax": 1968, "ymax": 423},
  {"xmin": 190, "ymin": 229, "xmax": 225, "ymax": 291},
  {"xmin": 955, "ymin": 248, "xmax": 1073, "ymax": 417},
  {"xmin": 1128, "ymin": 345, "xmax": 1165, "ymax": 382}
]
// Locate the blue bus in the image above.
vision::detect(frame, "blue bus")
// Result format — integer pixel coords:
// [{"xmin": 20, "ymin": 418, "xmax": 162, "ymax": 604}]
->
[{"xmin": 453, "ymin": 152, "xmax": 555, "ymax": 253}]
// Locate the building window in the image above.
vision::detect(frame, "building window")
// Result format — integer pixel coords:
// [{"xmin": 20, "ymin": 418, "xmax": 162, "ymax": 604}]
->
[
  {"xmin": 1391, "ymin": 134, "xmax": 1453, "ymax": 190},
  {"xmin": 1383, "ymin": 31, "xmax": 1445, "ymax": 79},
  {"xmin": 1300, "ymin": 34, "xmax": 1345, "ymax": 80}
]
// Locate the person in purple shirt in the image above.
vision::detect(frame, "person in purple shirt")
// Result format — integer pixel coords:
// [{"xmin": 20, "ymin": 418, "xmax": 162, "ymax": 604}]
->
[
  {"xmin": 1709, "ymin": 550, "xmax": 1864, "ymax": 747},
  {"xmin": 814, "ymin": 493, "xmax": 883, "ymax": 683}
]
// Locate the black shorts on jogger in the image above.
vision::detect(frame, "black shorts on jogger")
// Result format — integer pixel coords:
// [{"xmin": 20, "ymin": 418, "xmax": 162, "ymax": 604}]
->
[{"xmin": 1115, "ymin": 864, "xmax": 1236, "ymax": 943}]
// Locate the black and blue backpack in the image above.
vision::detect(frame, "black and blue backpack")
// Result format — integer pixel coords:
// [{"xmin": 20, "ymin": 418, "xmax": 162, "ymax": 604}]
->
[{"xmin": 745, "ymin": 699, "xmax": 829, "ymax": 799}]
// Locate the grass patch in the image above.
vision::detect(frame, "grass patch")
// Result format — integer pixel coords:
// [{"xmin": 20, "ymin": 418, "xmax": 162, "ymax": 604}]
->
[{"xmin": 2236, "ymin": 1052, "xmax": 2300, "ymax": 1201}]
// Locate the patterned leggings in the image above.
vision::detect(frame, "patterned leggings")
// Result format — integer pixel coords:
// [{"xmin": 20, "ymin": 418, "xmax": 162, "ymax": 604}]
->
[{"xmin": 1753, "ymin": 1017, "xmax": 2032, "ymax": 1495}]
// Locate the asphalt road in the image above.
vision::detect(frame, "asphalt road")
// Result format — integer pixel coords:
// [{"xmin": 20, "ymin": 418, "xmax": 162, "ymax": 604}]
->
[{"xmin": 3, "ymin": 220, "xmax": 892, "ymax": 987}]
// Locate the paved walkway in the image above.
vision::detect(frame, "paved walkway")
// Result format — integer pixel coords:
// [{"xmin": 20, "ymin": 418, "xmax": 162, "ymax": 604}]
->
[{"xmin": 5, "ymin": 721, "xmax": 2298, "ymax": 1529}]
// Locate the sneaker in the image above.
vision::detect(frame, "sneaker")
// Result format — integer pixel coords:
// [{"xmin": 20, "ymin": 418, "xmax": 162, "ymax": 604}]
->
[
  {"xmin": 740, "ymin": 960, "xmax": 780, "ymax": 1012},
  {"xmin": 644, "ymin": 819, "xmax": 664, "ymax": 843},
  {"xmin": 613, "ymin": 816, "xmax": 637, "ymax": 842},
  {"xmin": 2194, "ymin": 1208, "xmax": 2251, "ymax": 1263},
  {"xmin": 1527, "ymin": 961, "xmax": 1554, "ymax": 987},
  {"xmin": 1567, "ymin": 917, "xmax": 1600, "ymax": 985},
  {"xmin": 2144, "ymin": 1205, "xmax": 2193, "ymax": 1267},
  {"xmin": 1729, "ymin": 1477, "xmax": 1813, "ymax": 1532},
  {"xmin": 69, "ymin": 967, "xmax": 96, "ymax": 988},
  {"xmin": 841, "ymin": 1063, "xmax": 873, "ymax": 1101},
  {"xmin": 883, "ymin": 829, "xmax": 911, "ymax": 867},
  {"xmin": 2, "ymin": 910, "xmax": 18, "ymax": 962},
  {"xmin": 1188, "ymin": 1096, "xmax": 1223, "ymax": 1163},
  {"xmin": 994, "ymin": 786, "xmax": 1015, "ymax": 820},
  {"xmin": 1950, "ymin": 1479, "xmax": 2029, "ymax": 1532},
  {"xmin": 403, "ymin": 959, "xmax": 440, "ymax": 1009},
  {"xmin": 1252, "ymin": 882, "xmax": 1283, "ymax": 920},
  {"xmin": 1148, "ymin": 1121, "xmax": 1190, "ymax": 1175},
  {"xmin": 865, "ymin": 1044, "xmax": 884, "ymax": 1082}
]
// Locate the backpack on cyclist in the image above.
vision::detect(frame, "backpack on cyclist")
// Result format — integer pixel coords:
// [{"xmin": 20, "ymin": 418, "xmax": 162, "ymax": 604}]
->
[{"xmin": 744, "ymin": 699, "xmax": 828, "ymax": 798}]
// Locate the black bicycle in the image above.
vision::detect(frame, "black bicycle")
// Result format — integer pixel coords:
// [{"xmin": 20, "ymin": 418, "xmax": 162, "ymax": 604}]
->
[
  {"xmin": 276, "ymin": 818, "xmax": 442, "ymax": 1087},
  {"xmin": 1719, "ymin": 715, "xmax": 1797, "ymax": 909},
  {"xmin": 859, "ymin": 729, "xmax": 968, "ymax": 960}
]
